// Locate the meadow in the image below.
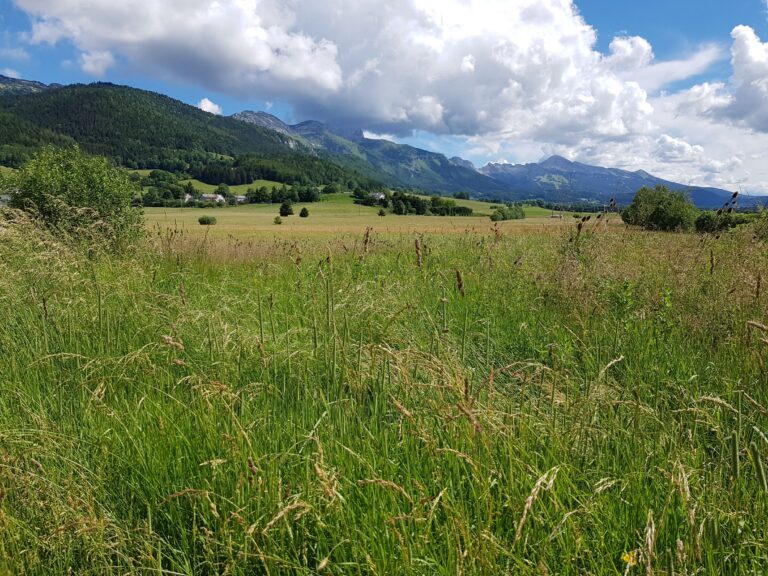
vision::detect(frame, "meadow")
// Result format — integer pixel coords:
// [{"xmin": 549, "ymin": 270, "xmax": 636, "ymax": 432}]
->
[
  {"xmin": 145, "ymin": 194, "xmax": 574, "ymax": 238},
  {"xmin": 1, "ymin": 207, "xmax": 767, "ymax": 575}
]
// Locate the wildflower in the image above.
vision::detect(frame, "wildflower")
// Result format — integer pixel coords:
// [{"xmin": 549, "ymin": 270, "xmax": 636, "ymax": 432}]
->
[{"xmin": 622, "ymin": 550, "xmax": 638, "ymax": 567}]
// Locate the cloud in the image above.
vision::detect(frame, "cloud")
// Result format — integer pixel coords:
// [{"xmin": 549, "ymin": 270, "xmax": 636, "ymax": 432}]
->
[
  {"xmin": 79, "ymin": 50, "xmax": 114, "ymax": 76},
  {"xmin": 1, "ymin": 67, "xmax": 21, "ymax": 78},
  {"xmin": 14, "ymin": 0, "xmax": 342, "ymax": 95},
  {"xmin": 679, "ymin": 26, "xmax": 768, "ymax": 131},
  {"xmin": 197, "ymin": 97, "xmax": 222, "ymax": 115},
  {"xmin": 460, "ymin": 55, "xmax": 476, "ymax": 73},
  {"xmin": 11, "ymin": 0, "xmax": 656, "ymax": 143},
  {"xmin": 0, "ymin": 47, "xmax": 31, "ymax": 61},
  {"xmin": 653, "ymin": 134, "xmax": 704, "ymax": 163}
]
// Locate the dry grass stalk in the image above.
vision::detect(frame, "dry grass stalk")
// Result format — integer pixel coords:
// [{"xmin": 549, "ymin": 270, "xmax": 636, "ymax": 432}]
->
[
  {"xmin": 514, "ymin": 466, "xmax": 560, "ymax": 544},
  {"xmin": 389, "ymin": 396, "xmax": 414, "ymax": 421},
  {"xmin": 455, "ymin": 269, "xmax": 465, "ymax": 297},
  {"xmin": 262, "ymin": 501, "xmax": 309, "ymax": 534},
  {"xmin": 160, "ymin": 335, "xmax": 184, "ymax": 351},
  {"xmin": 179, "ymin": 281, "xmax": 187, "ymax": 306},
  {"xmin": 456, "ymin": 402, "xmax": 482, "ymax": 433},
  {"xmin": 357, "ymin": 479, "xmax": 412, "ymax": 503},
  {"xmin": 414, "ymin": 237, "xmax": 423, "ymax": 268},
  {"xmin": 643, "ymin": 509, "xmax": 656, "ymax": 576},
  {"xmin": 597, "ymin": 355, "xmax": 625, "ymax": 382}
]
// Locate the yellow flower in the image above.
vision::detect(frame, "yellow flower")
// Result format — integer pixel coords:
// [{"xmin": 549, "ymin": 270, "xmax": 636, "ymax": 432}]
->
[{"xmin": 622, "ymin": 550, "xmax": 638, "ymax": 567}]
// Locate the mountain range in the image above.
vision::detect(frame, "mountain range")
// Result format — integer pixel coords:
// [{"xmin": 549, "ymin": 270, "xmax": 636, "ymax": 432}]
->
[{"xmin": 0, "ymin": 74, "xmax": 763, "ymax": 208}]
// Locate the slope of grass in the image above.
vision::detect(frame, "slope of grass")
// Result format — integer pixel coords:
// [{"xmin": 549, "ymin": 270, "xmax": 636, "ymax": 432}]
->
[
  {"xmin": 1, "ymin": 219, "xmax": 767, "ymax": 574},
  {"xmin": 179, "ymin": 178, "xmax": 286, "ymax": 195}
]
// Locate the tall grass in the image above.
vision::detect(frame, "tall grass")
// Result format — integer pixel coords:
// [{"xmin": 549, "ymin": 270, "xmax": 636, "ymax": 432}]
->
[{"xmin": 1, "ymin": 218, "xmax": 767, "ymax": 574}]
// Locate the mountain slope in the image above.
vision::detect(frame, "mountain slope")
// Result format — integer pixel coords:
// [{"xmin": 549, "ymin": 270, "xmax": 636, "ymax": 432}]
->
[
  {"xmin": 480, "ymin": 155, "xmax": 756, "ymax": 209},
  {"xmin": 234, "ymin": 110, "xmax": 506, "ymax": 195},
  {"xmin": 0, "ymin": 74, "xmax": 54, "ymax": 96},
  {"xmin": 0, "ymin": 83, "xmax": 303, "ymax": 168}
]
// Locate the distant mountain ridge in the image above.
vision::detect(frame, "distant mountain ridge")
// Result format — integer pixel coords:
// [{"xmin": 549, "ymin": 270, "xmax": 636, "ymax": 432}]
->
[
  {"xmin": 479, "ymin": 155, "xmax": 758, "ymax": 209},
  {"xmin": 233, "ymin": 110, "xmax": 508, "ymax": 195},
  {"xmin": 233, "ymin": 110, "xmax": 759, "ymax": 208}
]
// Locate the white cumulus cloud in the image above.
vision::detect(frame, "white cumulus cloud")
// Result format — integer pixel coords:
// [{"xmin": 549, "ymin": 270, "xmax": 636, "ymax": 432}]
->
[
  {"xmin": 197, "ymin": 98, "xmax": 222, "ymax": 115},
  {"xmin": 79, "ymin": 50, "xmax": 114, "ymax": 76}
]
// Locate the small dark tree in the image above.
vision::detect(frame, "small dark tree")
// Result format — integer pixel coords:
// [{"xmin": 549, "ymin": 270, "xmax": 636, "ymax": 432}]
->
[
  {"xmin": 378, "ymin": 208, "xmax": 386, "ymax": 217},
  {"xmin": 279, "ymin": 201, "xmax": 294, "ymax": 217},
  {"xmin": 299, "ymin": 207, "xmax": 309, "ymax": 218}
]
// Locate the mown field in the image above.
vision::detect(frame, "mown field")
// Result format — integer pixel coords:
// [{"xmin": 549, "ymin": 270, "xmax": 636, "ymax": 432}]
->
[
  {"xmin": 145, "ymin": 194, "xmax": 577, "ymax": 237},
  {"xmin": 2, "ymin": 207, "xmax": 768, "ymax": 575}
]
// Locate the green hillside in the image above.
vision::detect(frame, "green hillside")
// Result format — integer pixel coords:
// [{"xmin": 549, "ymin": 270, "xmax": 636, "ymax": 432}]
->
[
  {"xmin": 0, "ymin": 108, "xmax": 76, "ymax": 167},
  {"xmin": 0, "ymin": 83, "xmax": 298, "ymax": 169}
]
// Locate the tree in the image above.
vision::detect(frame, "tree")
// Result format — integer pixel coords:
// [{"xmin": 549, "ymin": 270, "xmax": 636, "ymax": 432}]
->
[
  {"xmin": 279, "ymin": 201, "xmax": 294, "ymax": 217},
  {"xmin": 378, "ymin": 208, "xmax": 386, "ymax": 217},
  {"xmin": 215, "ymin": 183, "xmax": 231, "ymax": 198},
  {"xmin": 622, "ymin": 185, "xmax": 698, "ymax": 231},
  {"xmin": 5, "ymin": 146, "xmax": 143, "ymax": 249},
  {"xmin": 299, "ymin": 207, "xmax": 309, "ymax": 218},
  {"xmin": 490, "ymin": 204, "xmax": 525, "ymax": 221},
  {"xmin": 695, "ymin": 210, "xmax": 750, "ymax": 233}
]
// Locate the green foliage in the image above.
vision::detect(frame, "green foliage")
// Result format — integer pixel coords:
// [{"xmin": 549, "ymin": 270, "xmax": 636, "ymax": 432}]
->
[
  {"xmin": 3, "ymin": 146, "xmax": 142, "ymax": 249},
  {"xmin": 384, "ymin": 191, "xmax": 473, "ymax": 216},
  {"xmin": 0, "ymin": 83, "xmax": 292, "ymax": 169},
  {"xmin": 0, "ymin": 109, "xmax": 77, "ymax": 167},
  {"xmin": 622, "ymin": 185, "xmax": 698, "ymax": 231},
  {"xmin": 299, "ymin": 207, "xmax": 309, "ymax": 218},
  {"xmin": 490, "ymin": 204, "xmax": 525, "ymax": 221},
  {"xmin": 279, "ymin": 201, "xmax": 294, "ymax": 217},
  {"xmin": 695, "ymin": 210, "xmax": 751, "ymax": 233},
  {"xmin": 273, "ymin": 215, "xmax": 282, "ymax": 225},
  {"xmin": 754, "ymin": 209, "xmax": 768, "ymax": 241},
  {"xmin": 198, "ymin": 215, "xmax": 217, "ymax": 226}
]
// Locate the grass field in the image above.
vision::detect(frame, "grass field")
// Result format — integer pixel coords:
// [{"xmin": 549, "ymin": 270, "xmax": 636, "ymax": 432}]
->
[
  {"xmin": 180, "ymin": 178, "xmax": 287, "ymax": 195},
  {"xmin": 2, "ymin": 203, "xmax": 768, "ymax": 574},
  {"xmin": 145, "ymin": 194, "xmax": 583, "ymax": 237},
  {"xmin": 0, "ymin": 165, "xmax": 15, "ymax": 175}
]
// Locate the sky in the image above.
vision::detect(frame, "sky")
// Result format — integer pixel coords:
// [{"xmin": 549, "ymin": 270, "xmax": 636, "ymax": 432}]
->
[{"xmin": 2, "ymin": 1, "xmax": 768, "ymax": 194}]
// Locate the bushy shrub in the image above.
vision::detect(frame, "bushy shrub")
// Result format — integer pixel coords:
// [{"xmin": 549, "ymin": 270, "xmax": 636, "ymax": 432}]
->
[
  {"xmin": 3, "ymin": 146, "xmax": 143, "ymax": 250},
  {"xmin": 198, "ymin": 215, "xmax": 217, "ymax": 225},
  {"xmin": 273, "ymin": 216, "xmax": 283, "ymax": 225},
  {"xmin": 490, "ymin": 204, "xmax": 525, "ymax": 221},
  {"xmin": 695, "ymin": 211, "xmax": 750, "ymax": 233},
  {"xmin": 622, "ymin": 185, "xmax": 698, "ymax": 231},
  {"xmin": 754, "ymin": 209, "xmax": 768, "ymax": 241},
  {"xmin": 299, "ymin": 207, "xmax": 309, "ymax": 218},
  {"xmin": 279, "ymin": 201, "xmax": 293, "ymax": 217}
]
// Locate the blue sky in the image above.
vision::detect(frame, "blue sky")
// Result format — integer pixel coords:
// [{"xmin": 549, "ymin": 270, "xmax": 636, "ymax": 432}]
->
[{"xmin": 3, "ymin": 0, "xmax": 768, "ymax": 193}]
